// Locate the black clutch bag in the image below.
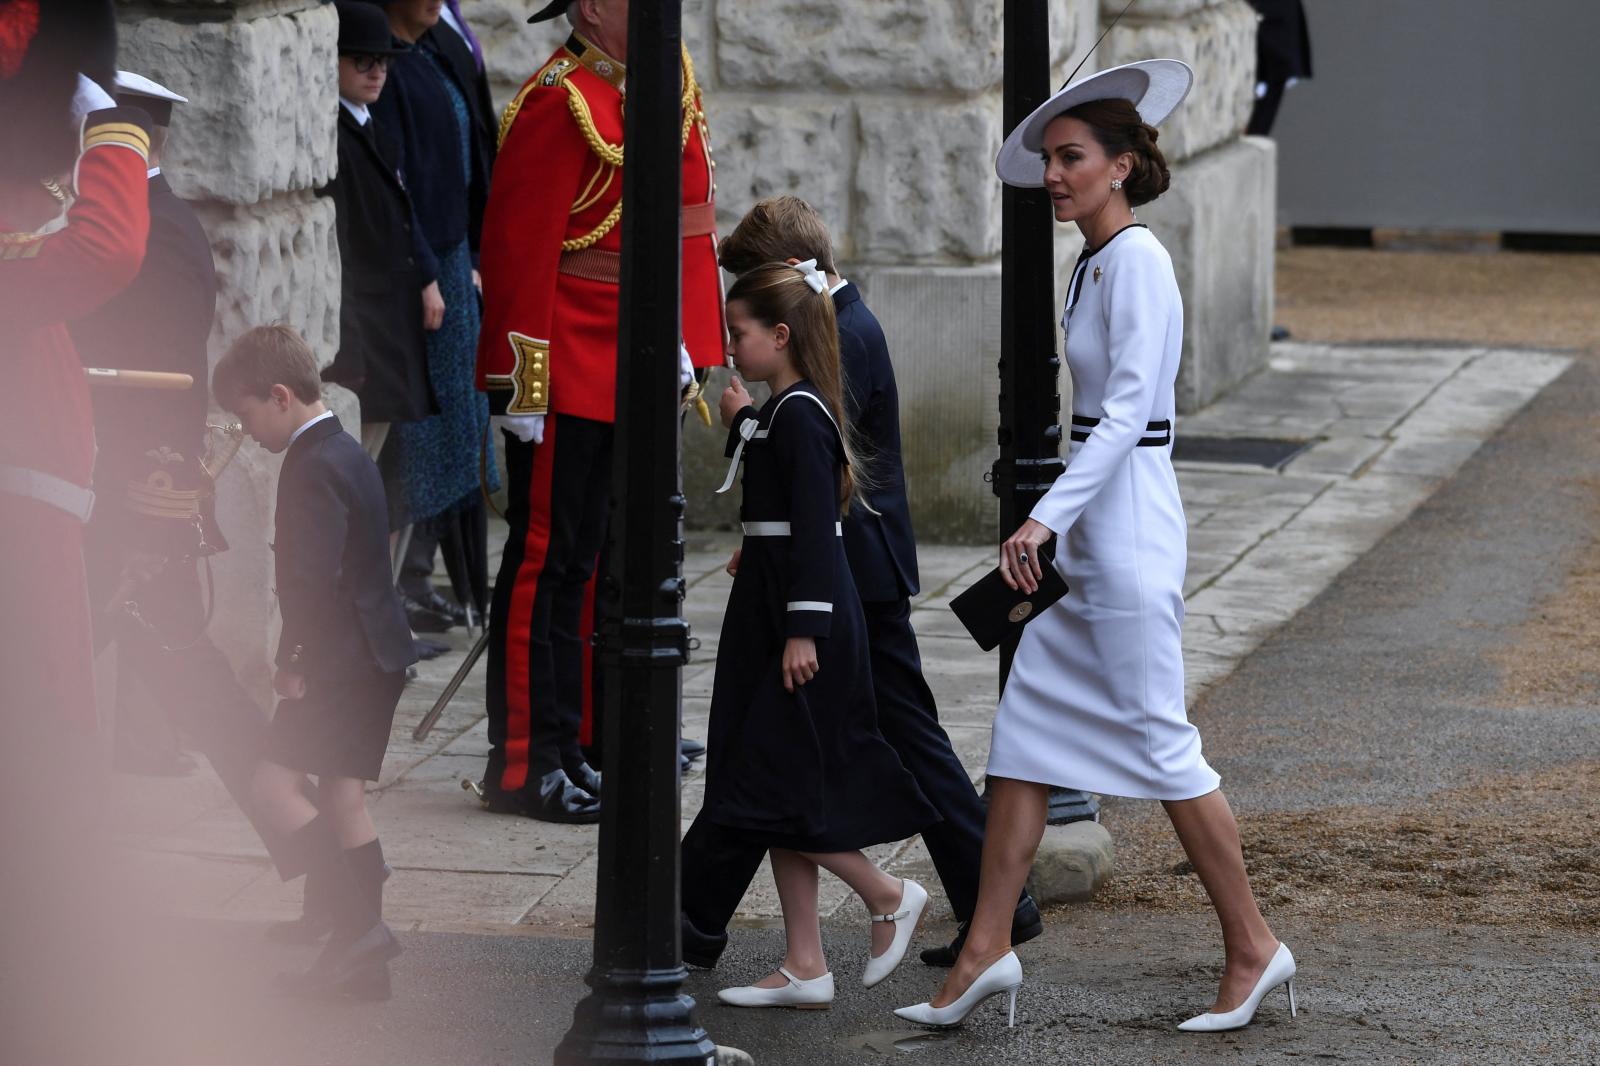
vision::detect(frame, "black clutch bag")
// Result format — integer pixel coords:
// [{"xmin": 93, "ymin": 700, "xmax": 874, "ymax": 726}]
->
[{"xmin": 949, "ymin": 549, "xmax": 1068, "ymax": 652}]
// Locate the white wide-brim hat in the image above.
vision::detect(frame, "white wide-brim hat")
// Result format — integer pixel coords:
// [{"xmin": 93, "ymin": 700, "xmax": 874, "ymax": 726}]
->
[{"xmin": 995, "ymin": 59, "xmax": 1194, "ymax": 188}]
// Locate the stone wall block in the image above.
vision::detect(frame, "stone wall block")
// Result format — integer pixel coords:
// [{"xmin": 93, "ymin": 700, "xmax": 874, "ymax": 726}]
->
[
  {"xmin": 1100, "ymin": 0, "xmax": 1256, "ymax": 163},
  {"xmin": 196, "ymin": 193, "xmax": 341, "ymax": 367},
  {"xmin": 718, "ymin": 0, "xmax": 1002, "ymax": 92},
  {"xmin": 118, "ymin": 3, "xmax": 337, "ymax": 205},
  {"xmin": 1138, "ymin": 135, "xmax": 1275, "ymax": 412},
  {"xmin": 710, "ymin": 102, "xmax": 855, "ymax": 255},
  {"xmin": 1051, "ymin": 0, "xmax": 1102, "ymax": 81},
  {"xmin": 855, "ymin": 101, "xmax": 1002, "ymax": 263}
]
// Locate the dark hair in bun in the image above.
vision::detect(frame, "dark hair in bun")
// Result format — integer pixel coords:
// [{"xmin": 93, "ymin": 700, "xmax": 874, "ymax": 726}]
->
[{"xmin": 1062, "ymin": 97, "xmax": 1171, "ymax": 207}]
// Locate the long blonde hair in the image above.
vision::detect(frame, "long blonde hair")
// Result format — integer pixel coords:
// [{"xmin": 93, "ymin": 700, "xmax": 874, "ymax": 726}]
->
[{"xmin": 726, "ymin": 262, "xmax": 866, "ymax": 514}]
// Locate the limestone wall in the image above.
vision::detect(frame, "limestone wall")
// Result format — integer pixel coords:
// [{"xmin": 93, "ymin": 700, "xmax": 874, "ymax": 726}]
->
[{"xmin": 116, "ymin": 0, "xmax": 346, "ymax": 701}]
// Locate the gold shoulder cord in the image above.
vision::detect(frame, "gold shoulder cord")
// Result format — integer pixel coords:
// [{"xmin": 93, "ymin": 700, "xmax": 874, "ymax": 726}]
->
[{"xmin": 558, "ymin": 48, "xmax": 705, "ymax": 252}]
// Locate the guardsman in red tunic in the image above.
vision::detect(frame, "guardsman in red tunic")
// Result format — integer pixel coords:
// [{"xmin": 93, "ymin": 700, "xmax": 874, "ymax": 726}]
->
[{"xmin": 475, "ymin": 0, "xmax": 723, "ymax": 823}]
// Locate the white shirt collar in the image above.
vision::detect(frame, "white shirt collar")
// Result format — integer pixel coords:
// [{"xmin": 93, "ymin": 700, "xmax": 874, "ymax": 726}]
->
[
  {"xmin": 146, "ymin": 166, "xmax": 161, "ymax": 179},
  {"xmin": 289, "ymin": 410, "xmax": 335, "ymax": 446},
  {"xmin": 828, "ymin": 277, "xmax": 850, "ymax": 296},
  {"xmin": 339, "ymin": 97, "xmax": 371, "ymax": 126}
]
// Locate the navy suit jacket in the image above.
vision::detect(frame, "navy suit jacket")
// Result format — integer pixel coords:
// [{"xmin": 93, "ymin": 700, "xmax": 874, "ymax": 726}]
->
[
  {"xmin": 274, "ymin": 415, "xmax": 415, "ymax": 679},
  {"xmin": 834, "ymin": 282, "xmax": 920, "ymax": 602}
]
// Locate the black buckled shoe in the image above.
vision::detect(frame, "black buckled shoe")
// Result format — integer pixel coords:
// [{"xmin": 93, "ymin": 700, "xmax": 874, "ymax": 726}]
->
[{"xmin": 919, "ymin": 894, "xmax": 1044, "ymax": 967}]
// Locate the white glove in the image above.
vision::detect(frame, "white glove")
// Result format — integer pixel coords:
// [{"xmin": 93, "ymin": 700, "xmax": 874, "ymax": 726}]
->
[
  {"xmin": 73, "ymin": 75, "xmax": 116, "ymax": 122},
  {"xmin": 679, "ymin": 342, "xmax": 695, "ymax": 392},
  {"xmin": 492, "ymin": 414, "xmax": 544, "ymax": 445}
]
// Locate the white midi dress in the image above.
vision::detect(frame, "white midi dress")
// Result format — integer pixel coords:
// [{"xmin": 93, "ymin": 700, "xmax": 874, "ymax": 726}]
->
[{"xmin": 986, "ymin": 224, "xmax": 1220, "ymax": 801}]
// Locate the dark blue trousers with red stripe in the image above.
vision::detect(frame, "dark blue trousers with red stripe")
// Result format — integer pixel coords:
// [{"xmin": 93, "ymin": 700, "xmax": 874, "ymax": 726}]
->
[{"xmin": 486, "ymin": 413, "xmax": 612, "ymax": 793}]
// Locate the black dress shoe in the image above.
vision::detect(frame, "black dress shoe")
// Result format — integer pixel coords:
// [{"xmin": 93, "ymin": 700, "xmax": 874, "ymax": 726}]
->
[
  {"xmin": 680, "ymin": 737, "xmax": 706, "ymax": 760},
  {"xmin": 567, "ymin": 761, "xmax": 602, "ymax": 798},
  {"xmin": 403, "ymin": 595, "xmax": 456, "ymax": 633},
  {"xmin": 422, "ymin": 589, "xmax": 469, "ymax": 627},
  {"xmin": 681, "ymin": 912, "xmax": 728, "ymax": 969},
  {"xmin": 277, "ymin": 921, "xmax": 402, "ymax": 1000},
  {"xmin": 919, "ymin": 894, "xmax": 1044, "ymax": 967}
]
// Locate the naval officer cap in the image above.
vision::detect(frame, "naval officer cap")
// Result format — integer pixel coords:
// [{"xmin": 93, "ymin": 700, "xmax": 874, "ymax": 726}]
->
[
  {"xmin": 995, "ymin": 59, "xmax": 1193, "ymax": 189},
  {"xmin": 527, "ymin": 0, "xmax": 574, "ymax": 23},
  {"xmin": 112, "ymin": 70, "xmax": 187, "ymax": 128}
]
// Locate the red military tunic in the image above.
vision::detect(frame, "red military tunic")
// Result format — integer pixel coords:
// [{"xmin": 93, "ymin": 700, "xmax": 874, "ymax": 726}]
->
[
  {"xmin": 476, "ymin": 33, "xmax": 724, "ymax": 424},
  {"xmin": 0, "ymin": 114, "xmax": 152, "ymax": 731}
]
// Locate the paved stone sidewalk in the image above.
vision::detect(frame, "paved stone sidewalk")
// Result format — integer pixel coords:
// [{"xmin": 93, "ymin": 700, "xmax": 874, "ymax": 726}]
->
[{"xmin": 107, "ymin": 342, "xmax": 1569, "ymax": 934}]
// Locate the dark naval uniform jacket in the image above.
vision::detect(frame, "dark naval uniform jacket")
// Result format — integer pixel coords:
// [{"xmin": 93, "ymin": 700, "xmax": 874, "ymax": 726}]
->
[
  {"xmin": 318, "ymin": 105, "xmax": 437, "ymax": 424},
  {"xmin": 70, "ymin": 170, "xmax": 226, "ymax": 562},
  {"xmin": 274, "ymin": 414, "xmax": 415, "ymax": 680},
  {"xmin": 834, "ymin": 281, "xmax": 920, "ymax": 603}
]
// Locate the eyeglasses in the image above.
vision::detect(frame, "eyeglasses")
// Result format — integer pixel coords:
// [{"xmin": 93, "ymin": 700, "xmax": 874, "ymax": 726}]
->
[{"xmin": 347, "ymin": 54, "xmax": 390, "ymax": 74}]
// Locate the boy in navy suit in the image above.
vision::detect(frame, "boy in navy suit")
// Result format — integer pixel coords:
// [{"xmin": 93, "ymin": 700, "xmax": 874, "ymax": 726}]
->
[
  {"xmin": 213, "ymin": 326, "xmax": 416, "ymax": 999},
  {"xmin": 682, "ymin": 198, "xmax": 1041, "ymax": 969}
]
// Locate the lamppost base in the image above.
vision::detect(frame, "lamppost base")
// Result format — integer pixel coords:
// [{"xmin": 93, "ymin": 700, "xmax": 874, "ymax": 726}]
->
[{"xmin": 553, "ymin": 968, "xmax": 717, "ymax": 1066}]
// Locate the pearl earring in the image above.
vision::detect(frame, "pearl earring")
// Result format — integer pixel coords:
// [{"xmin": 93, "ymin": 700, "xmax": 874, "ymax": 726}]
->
[{"xmin": 1111, "ymin": 178, "xmax": 1124, "ymax": 191}]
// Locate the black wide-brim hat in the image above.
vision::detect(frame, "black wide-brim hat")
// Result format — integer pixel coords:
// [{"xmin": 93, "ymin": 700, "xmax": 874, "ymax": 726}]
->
[
  {"xmin": 528, "ymin": 0, "xmax": 574, "ymax": 24},
  {"xmin": 335, "ymin": 0, "xmax": 409, "ymax": 56}
]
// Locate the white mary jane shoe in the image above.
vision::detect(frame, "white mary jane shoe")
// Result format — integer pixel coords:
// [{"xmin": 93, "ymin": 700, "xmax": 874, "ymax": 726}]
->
[
  {"xmin": 1177, "ymin": 942, "xmax": 1298, "ymax": 1032},
  {"xmin": 862, "ymin": 878, "xmax": 928, "ymax": 988},
  {"xmin": 716, "ymin": 966, "xmax": 834, "ymax": 1010},
  {"xmin": 893, "ymin": 949, "xmax": 1023, "ymax": 1029}
]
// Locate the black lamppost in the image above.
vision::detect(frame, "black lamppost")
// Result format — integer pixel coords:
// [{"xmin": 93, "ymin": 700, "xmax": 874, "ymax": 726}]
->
[
  {"xmin": 996, "ymin": 0, "xmax": 1097, "ymax": 824},
  {"xmin": 552, "ymin": 1, "xmax": 717, "ymax": 1062}
]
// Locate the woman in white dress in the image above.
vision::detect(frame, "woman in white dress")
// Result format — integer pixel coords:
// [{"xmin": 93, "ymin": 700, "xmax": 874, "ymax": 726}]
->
[{"xmin": 895, "ymin": 61, "xmax": 1296, "ymax": 1034}]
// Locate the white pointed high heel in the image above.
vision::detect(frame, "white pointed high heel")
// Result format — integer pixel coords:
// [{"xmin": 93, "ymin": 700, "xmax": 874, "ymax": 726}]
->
[
  {"xmin": 1177, "ymin": 942, "xmax": 1297, "ymax": 1032},
  {"xmin": 862, "ymin": 878, "xmax": 928, "ymax": 987},
  {"xmin": 893, "ymin": 950, "xmax": 1023, "ymax": 1029},
  {"xmin": 716, "ymin": 967, "xmax": 834, "ymax": 1010}
]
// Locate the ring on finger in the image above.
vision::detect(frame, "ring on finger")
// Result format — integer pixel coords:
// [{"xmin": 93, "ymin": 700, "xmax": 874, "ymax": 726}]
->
[{"xmin": 1018, "ymin": 551, "xmax": 1030, "ymax": 564}]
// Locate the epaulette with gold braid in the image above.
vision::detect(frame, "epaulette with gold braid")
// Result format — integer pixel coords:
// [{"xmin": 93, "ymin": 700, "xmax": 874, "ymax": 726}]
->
[{"xmin": 497, "ymin": 54, "xmax": 578, "ymax": 150}]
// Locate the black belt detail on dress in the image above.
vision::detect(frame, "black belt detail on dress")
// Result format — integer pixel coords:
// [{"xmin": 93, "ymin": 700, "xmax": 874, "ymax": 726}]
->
[{"xmin": 1068, "ymin": 414, "xmax": 1172, "ymax": 446}]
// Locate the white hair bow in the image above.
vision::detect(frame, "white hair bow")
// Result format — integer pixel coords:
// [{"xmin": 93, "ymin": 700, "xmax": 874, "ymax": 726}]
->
[{"xmin": 791, "ymin": 258, "xmax": 828, "ymax": 295}]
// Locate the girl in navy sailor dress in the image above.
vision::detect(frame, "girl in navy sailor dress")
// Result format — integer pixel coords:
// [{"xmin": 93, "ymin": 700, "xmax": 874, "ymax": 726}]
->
[{"xmin": 694, "ymin": 261, "xmax": 937, "ymax": 1010}]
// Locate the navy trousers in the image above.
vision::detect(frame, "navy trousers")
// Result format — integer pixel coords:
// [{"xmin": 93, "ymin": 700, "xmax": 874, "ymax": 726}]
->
[{"xmin": 681, "ymin": 595, "xmax": 988, "ymax": 936}]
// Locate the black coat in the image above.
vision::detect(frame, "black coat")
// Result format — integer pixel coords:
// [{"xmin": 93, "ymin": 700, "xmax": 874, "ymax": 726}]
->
[
  {"xmin": 423, "ymin": 23, "xmax": 496, "ymax": 255},
  {"xmin": 834, "ymin": 282, "xmax": 920, "ymax": 602},
  {"xmin": 319, "ymin": 107, "xmax": 437, "ymax": 424},
  {"xmin": 72, "ymin": 173, "xmax": 215, "ymax": 467},
  {"xmin": 371, "ymin": 29, "xmax": 486, "ymax": 274},
  {"xmin": 274, "ymin": 414, "xmax": 415, "ymax": 679},
  {"xmin": 1247, "ymin": 0, "xmax": 1313, "ymax": 83},
  {"xmin": 71, "ymin": 173, "xmax": 225, "ymax": 556}
]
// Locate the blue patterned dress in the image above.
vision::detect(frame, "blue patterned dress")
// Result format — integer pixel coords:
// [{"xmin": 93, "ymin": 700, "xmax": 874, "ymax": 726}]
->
[{"xmin": 388, "ymin": 47, "xmax": 498, "ymax": 524}]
